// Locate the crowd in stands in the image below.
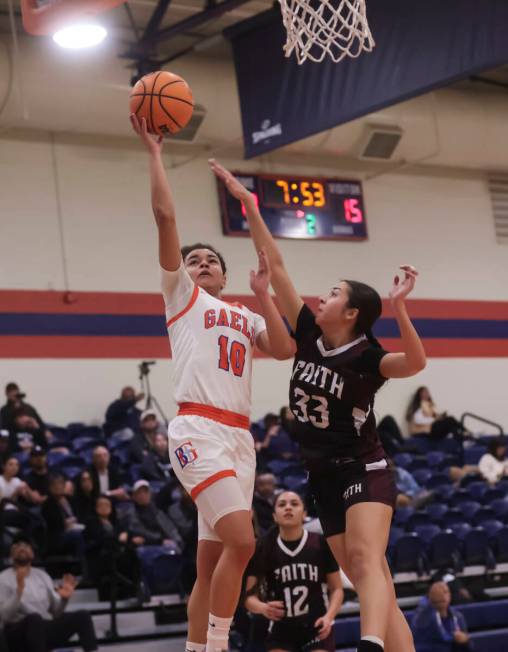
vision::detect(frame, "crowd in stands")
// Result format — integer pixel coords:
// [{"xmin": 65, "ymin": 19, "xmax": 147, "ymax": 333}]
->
[{"xmin": 0, "ymin": 381, "xmax": 507, "ymax": 651}]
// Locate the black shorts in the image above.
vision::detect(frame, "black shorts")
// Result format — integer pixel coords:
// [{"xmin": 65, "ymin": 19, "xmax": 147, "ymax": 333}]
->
[
  {"xmin": 308, "ymin": 461, "xmax": 397, "ymax": 537},
  {"xmin": 267, "ymin": 620, "xmax": 335, "ymax": 652}
]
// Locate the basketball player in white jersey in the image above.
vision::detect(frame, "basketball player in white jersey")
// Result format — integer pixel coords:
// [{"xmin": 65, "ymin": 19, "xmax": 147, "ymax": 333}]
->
[{"xmin": 130, "ymin": 114, "xmax": 295, "ymax": 652}]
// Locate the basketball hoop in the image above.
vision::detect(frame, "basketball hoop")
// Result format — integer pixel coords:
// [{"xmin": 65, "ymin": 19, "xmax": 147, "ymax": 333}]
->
[
  {"xmin": 278, "ymin": 0, "xmax": 375, "ymax": 64},
  {"xmin": 21, "ymin": 0, "xmax": 126, "ymax": 36}
]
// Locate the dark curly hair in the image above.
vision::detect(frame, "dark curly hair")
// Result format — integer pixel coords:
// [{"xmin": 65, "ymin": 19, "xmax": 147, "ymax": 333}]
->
[{"xmin": 181, "ymin": 243, "xmax": 227, "ymax": 274}]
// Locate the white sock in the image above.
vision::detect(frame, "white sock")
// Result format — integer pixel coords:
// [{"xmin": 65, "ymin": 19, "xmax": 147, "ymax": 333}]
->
[
  {"xmin": 186, "ymin": 642, "xmax": 206, "ymax": 652},
  {"xmin": 362, "ymin": 636, "xmax": 384, "ymax": 649},
  {"xmin": 205, "ymin": 613, "xmax": 233, "ymax": 652}
]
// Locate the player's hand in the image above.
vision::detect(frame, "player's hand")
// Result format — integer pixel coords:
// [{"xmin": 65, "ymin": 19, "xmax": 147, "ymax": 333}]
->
[
  {"xmin": 315, "ymin": 615, "xmax": 333, "ymax": 640},
  {"xmin": 208, "ymin": 159, "xmax": 254, "ymax": 204},
  {"xmin": 130, "ymin": 114, "xmax": 163, "ymax": 156},
  {"xmin": 262, "ymin": 601, "xmax": 285, "ymax": 621},
  {"xmin": 250, "ymin": 248, "xmax": 271, "ymax": 296},
  {"xmin": 389, "ymin": 264, "xmax": 418, "ymax": 305}
]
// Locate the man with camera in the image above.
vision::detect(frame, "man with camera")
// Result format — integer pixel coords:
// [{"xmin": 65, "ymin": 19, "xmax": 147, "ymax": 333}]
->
[{"xmin": 1, "ymin": 383, "xmax": 53, "ymax": 447}]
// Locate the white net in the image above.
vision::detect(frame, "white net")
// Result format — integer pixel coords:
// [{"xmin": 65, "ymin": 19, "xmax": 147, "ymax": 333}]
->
[{"xmin": 278, "ymin": 0, "xmax": 375, "ymax": 64}]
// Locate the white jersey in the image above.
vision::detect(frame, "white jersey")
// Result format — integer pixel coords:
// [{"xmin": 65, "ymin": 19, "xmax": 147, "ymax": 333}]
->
[{"xmin": 161, "ymin": 263, "xmax": 266, "ymax": 418}]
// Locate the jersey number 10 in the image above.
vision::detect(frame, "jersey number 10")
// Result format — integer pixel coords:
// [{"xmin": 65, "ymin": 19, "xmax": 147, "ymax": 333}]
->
[{"xmin": 218, "ymin": 335, "xmax": 246, "ymax": 377}]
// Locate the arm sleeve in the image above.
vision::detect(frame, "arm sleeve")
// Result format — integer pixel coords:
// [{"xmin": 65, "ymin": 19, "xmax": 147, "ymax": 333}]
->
[
  {"xmin": 44, "ymin": 572, "xmax": 66, "ymax": 617},
  {"xmin": 160, "ymin": 263, "xmax": 196, "ymax": 317},
  {"xmin": 293, "ymin": 304, "xmax": 318, "ymax": 346}
]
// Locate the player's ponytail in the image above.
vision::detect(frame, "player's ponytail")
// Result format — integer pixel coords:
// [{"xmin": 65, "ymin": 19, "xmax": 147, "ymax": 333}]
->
[{"xmin": 343, "ymin": 280, "xmax": 383, "ymax": 348}]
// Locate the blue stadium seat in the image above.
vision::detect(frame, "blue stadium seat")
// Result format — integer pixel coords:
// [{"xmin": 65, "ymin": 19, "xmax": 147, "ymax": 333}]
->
[
  {"xmin": 393, "ymin": 506, "xmax": 414, "ymax": 527},
  {"xmin": 442, "ymin": 509, "xmax": 467, "ymax": 528},
  {"xmin": 490, "ymin": 499, "xmax": 508, "ymax": 521},
  {"xmin": 480, "ymin": 519, "xmax": 504, "ymax": 541},
  {"xmin": 426, "ymin": 451, "xmax": 453, "ymax": 469},
  {"xmin": 449, "ymin": 489, "xmax": 476, "ymax": 507},
  {"xmin": 412, "ymin": 469, "xmax": 432, "ymax": 486},
  {"xmin": 137, "ymin": 547, "xmax": 183, "ymax": 596},
  {"xmin": 463, "ymin": 528, "xmax": 496, "ymax": 569},
  {"xmin": 457, "ymin": 501, "xmax": 482, "ymax": 520},
  {"xmin": 406, "ymin": 511, "xmax": 432, "ymax": 530},
  {"xmin": 438, "ymin": 484, "xmax": 456, "ymax": 502},
  {"xmin": 266, "ymin": 459, "xmax": 295, "ymax": 478},
  {"xmin": 413, "ymin": 524, "xmax": 441, "ymax": 544},
  {"xmin": 426, "ymin": 473, "xmax": 452, "ymax": 489},
  {"xmin": 464, "ymin": 445, "xmax": 487, "ymax": 465},
  {"xmin": 47, "ymin": 450, "xmax": 68, "ymax": 467},
  {"xmin": 482, "ymin": 487, "xmax": 506, "ymax": 503},
  {"xmin": 473, "ymin": 507, "xmax": 497, "ymax": 526},
  {"xmin": 428, "ymin": 531, "xmax": 463, "ymax": 572},
  {"xmin": 393, "ymin": 452, "xmax": 413, "ymax": 469},
  {"xmin": 425, "ymin": 503, "xmax": 448, "ymax": 523},
  {"xmin": 448, "ymin": 522, "xmax": 473, "ymax": 540},
  {"xmin": 71, "ymin": 437, "xmax": 98, "ymax": 453},
  {"xmin": 467, "ymin": 481, "xmax": 489, "ymax": 501},
  {"xmin": 494, "ymin": 526, "xmax": 508, "ymax": 562},
  {"xmin": 392, "ymin": 534, "xmax": 428, "ymax": 574}
]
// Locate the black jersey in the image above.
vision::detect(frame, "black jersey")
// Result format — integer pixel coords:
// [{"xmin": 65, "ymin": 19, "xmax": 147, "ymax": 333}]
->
[
  {"xmin": 290, "ymin": 304, "xmax": 388, "ymax": 463},
  {"xmin": 247, "ymin": 530, "xmax": 338, "ymax": 624}
]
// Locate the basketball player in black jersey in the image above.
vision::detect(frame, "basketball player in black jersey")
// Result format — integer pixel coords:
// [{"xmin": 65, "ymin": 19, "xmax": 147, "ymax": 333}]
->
[
  {"xmin": 245, "ymin": 491, "xmax": 343, "ymax": 652},
  {"xmin": 210, "ymin": 160, "xmax": 426, "ymax": 652}
]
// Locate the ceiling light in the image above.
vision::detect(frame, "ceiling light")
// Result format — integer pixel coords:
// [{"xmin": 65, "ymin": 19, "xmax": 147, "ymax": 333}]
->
[{"xmin": 53, "ymin": 24, "xmax": 107, "ymax": 49}]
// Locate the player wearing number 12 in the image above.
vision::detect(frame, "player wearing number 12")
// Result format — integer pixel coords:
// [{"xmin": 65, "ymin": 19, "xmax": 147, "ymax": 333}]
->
[
  {"xmin": 130, "ymin": 115, "xmax": 295, "ymax": 652},
  {"xmin": 209, "ymin": 159, "xmax": 426, "ymax": 652}
]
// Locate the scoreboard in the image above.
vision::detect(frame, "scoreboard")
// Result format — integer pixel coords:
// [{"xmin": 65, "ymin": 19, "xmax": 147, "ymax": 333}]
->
[{"xmin": 218, "ymin": 172, "xmax": 368, "ymax": 241}]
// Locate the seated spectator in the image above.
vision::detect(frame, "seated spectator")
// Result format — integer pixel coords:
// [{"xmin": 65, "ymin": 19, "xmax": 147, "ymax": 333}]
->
[
  {"xmin": 8, "ymin": 408, "xmax": 48, "ymax": 453},
  {"xmin": 378, "ymin": 415, "xmax": 418, "ymax": 456},
  {"xmin": 0, "ymin": 456, "xmax": 39, "ymax": 505},
  {"xmin": 0, "ymin": 535, "xmax": 98, "ymax": 652},
  {"xmin": 167, "ymin": 489, "xmax": 198, "ymax": 554},
  {"xmin": 84, "ymin": 495, "xmax": 141, "ymax": 600},
  {"xmin": 140, "ymin": 432, "xmax": 174, "ymax": 482},
  {"xmin": 258, "ymin": 408, "xmax": 300, "ymax": 462},
  {"xmin": 123, "ymin": 480, "xmax": 182, "ymax": 550},
  {"xmin": 41, "ymin": 473, "xmax": 85, "ymax": 558},
  {"xmin": 24, "ymin": 446, "xmax": 65, "ymax": 504},
  {"xmin": 0, "ymin": 382, "xmax": 52, "ymax": 442},
  {"xmin": 89, "ymin": 445, "xmax": 129, "ymax": 501},
  {"xmin": 104, "ymin": 385, "xmax": 144, "ymax": 440},
  {"xmin": 252, "ymin": 472, "xmax": 280, "ymax": 536},
  {"xmin": 73, "ymin": 470, "xmax": 97, "ymax": 523},
  {"xmin": 411, "ymin": 581, "xmax": 472, "ymax": 651},
  {"xmin": 129, "ymin": 409, "xmax": 160, "ymax": 463},
  {"xmin": 478, "ymin": 437, "xmax": 508, "ymax": 484},
  {"xmin": 394, "ymin": 464, "xmax": 434, "ymax": 509},
  {"xmin": 406, "ymin": 386, "xmax": 465, "ymax": 441}
]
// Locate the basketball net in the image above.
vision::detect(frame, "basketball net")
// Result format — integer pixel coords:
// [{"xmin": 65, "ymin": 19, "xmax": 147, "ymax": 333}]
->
[
  {"xmin": 278, "ymin": 0, "xmax": 375, "ymax": 64},
  {"xmin": 21, "ymin": 0, "xmax": 126, "ymax": 35}
]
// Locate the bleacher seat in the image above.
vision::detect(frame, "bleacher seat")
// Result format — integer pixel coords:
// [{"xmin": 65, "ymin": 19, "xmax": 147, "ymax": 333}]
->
[
  {"xmin": 47, "ymin": 450, "xmax": 68, "ymax": 467},
  {"xmin": 490, "ymin": 498, "xmax": 508, "ymax": 521},
  {"xmin": 392, "ymin": 534, "xmax": 428, "ymax": 574},
  {"xmin": 412, "ymin": 469, "xmax": 432, "ymax": 486},
  {"xmin": 413, "ymin": 524, "xmax": 441, "ymax": 544},
  {"xmin": 428, "ymin": 530, "xmax": 463, "ymax": 571},
  {"xmin": 483, "ymin": 487, "xmax": 506, "ymax": 503},
  {"xmin": 393, "ymin": 452, "xmax": 413, "ymax": 469},
  {"xmin": 480, "ymin": 519, "xmax": 504, "ymax": 541},
  {"xmin": 426, "ymin": 451, "xmax": 453, "ymax": 469},
  {"xmin": 393, "ymin": 506, "xmax": 414, "ymax": 527},
  {"xmin": 406, "ymin": 511, "xmax": 433, "ymax": 530},
  {"xmin": 463, "ymin": 528, "xmax": 496, "ymax": 568},
  {"xmin": 467, "ymin": 481, "xmax": 489, "ymax": 501},
  {"xmin": 457, "ymin": 500, "xmax": 482, "ymax": 520},
  {"xmin": 438, "ymin": 484, "xmax": 456, "ymax": 501},
  {"xmin": 464, "ymin": 444, "xmax": 487, "ymax": 465},
  {"xmin": 449, "ymin": 489, "xmax": 476, "ymax": 507},
  {"xmin": 473, "ymin": 507, "xmax": 497, "ymax": 526},
  {"xmin": 448, "ymin": 522, "xmax": 473, "ymax": 540},
  {"xmin": 424, "ymin": 503, "xmax": 448, "ymax": 524},
  {"xmin": 493, "ymin": 526, "xmax": 508, "ymax": 562},
  {"xmin": 426, "ymin": 472, "xmax": 452, "ymax": 489},
  {"xmin": 442, "ymin": 509, "xmax": 467, "ymax": 528},
  {"xmin": 71, "ymin": 437, "xmax": 98, "ymax": 453}
]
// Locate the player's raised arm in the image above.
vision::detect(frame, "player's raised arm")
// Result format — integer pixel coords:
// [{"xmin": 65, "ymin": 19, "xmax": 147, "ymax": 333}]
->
[
  {"xmin": 379, "ymin": 265, "xmax": 427, "ymax": 378},
  {"xmin": 130, "ymin": 114, "xmax": 181, "ymax": 272},
  {"xmin": 209, "ymin": 159, "xmax": 303, "ymax": 332}
]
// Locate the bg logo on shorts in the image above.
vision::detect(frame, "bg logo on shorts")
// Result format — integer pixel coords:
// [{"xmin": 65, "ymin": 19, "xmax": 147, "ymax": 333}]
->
[{"xmin": 175, "ymin": 441, "xmax": 198, "ymax": 469}]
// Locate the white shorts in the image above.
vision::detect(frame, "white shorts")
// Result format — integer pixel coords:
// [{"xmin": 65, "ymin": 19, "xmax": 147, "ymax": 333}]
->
[{"xmin": 168, "ymin": 414, "xmax": 256, "ymax": 542}]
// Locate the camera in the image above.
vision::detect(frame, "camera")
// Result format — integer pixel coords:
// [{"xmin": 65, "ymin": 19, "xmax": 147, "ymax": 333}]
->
[{"xmin": 138, "ymin": 360, "xmax": 156, "ymax": 376}]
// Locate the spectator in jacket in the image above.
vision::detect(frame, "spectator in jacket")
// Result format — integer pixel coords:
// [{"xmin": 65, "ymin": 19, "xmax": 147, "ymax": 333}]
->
[
  {"xmin": 478, "ymin": 438, "xmax": 508, "ymax": 484},
  {"xmin": 411, "ymin": 581, "xmax": 473, "ymax": 652},
  {"xmin": 41, "ymin": 474, "xmax": 85, "ymax": 557},
  {"xmin": 8, "ymin": 409, "xmax": 49, "ymax": 453},
  {"xmin": 84, "ymin": 495, "xmax": 141, "ymax": 600},
  {"xmin": 73, "ymin": 470, "xmax": 97, "ymax": 523},
  {"xmin": 140, "ymin": 432, "xmax": 173, "ymax": 482},
  {"xmin": 0, "ymin": 535, "xmax": 98, "ymax": 652},
  {"xmin": 89, "ymin": 446, "xmax": 129, "ymax": 501},
  {"xmin": 129, "ymin": 410, "xmax": 161, "ymax": 463},
  {"xmin": 123, "ymin": 480, "xmax": 182, "ymax": 550},
  {"xmin": 104, "ymin": 386, "xmax": 144, "ymax": 439},
  {"xmin": 252, "ymin": 472, "xmax": 280, "ymax": 536},
  {"xmin": 0, "ymin": 383, "xmax": 51, "ymax": 440}
]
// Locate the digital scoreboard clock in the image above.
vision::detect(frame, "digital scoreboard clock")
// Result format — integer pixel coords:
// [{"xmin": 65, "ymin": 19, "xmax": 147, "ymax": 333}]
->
[{"xmin": 218, "ymin": 173, "xmax": 367, "ymax": 241}]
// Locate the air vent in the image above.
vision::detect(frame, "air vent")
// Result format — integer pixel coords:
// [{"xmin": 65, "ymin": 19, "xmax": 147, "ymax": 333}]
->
[
  {"xmin": 168, "ymin": 103, "xmax": 206, "ymax": 142},
  {"xmin": 488, "ymin": 176, "xmax": 508, "ymax": 244},
  {"xmin": 358, "ymin": 125, "xmax": 403, "ymax": 160}
]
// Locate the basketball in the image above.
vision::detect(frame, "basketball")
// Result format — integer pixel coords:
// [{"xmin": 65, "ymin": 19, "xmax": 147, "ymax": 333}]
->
[{"xmin": 129, "ymin": 71, "xmax": 194, "ymax": 136}]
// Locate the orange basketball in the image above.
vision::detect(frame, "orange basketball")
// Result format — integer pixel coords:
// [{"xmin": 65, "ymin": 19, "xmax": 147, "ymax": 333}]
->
[{"xmin": 129, "ymin": 71, "xmax": 194, "ymax": 136}]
